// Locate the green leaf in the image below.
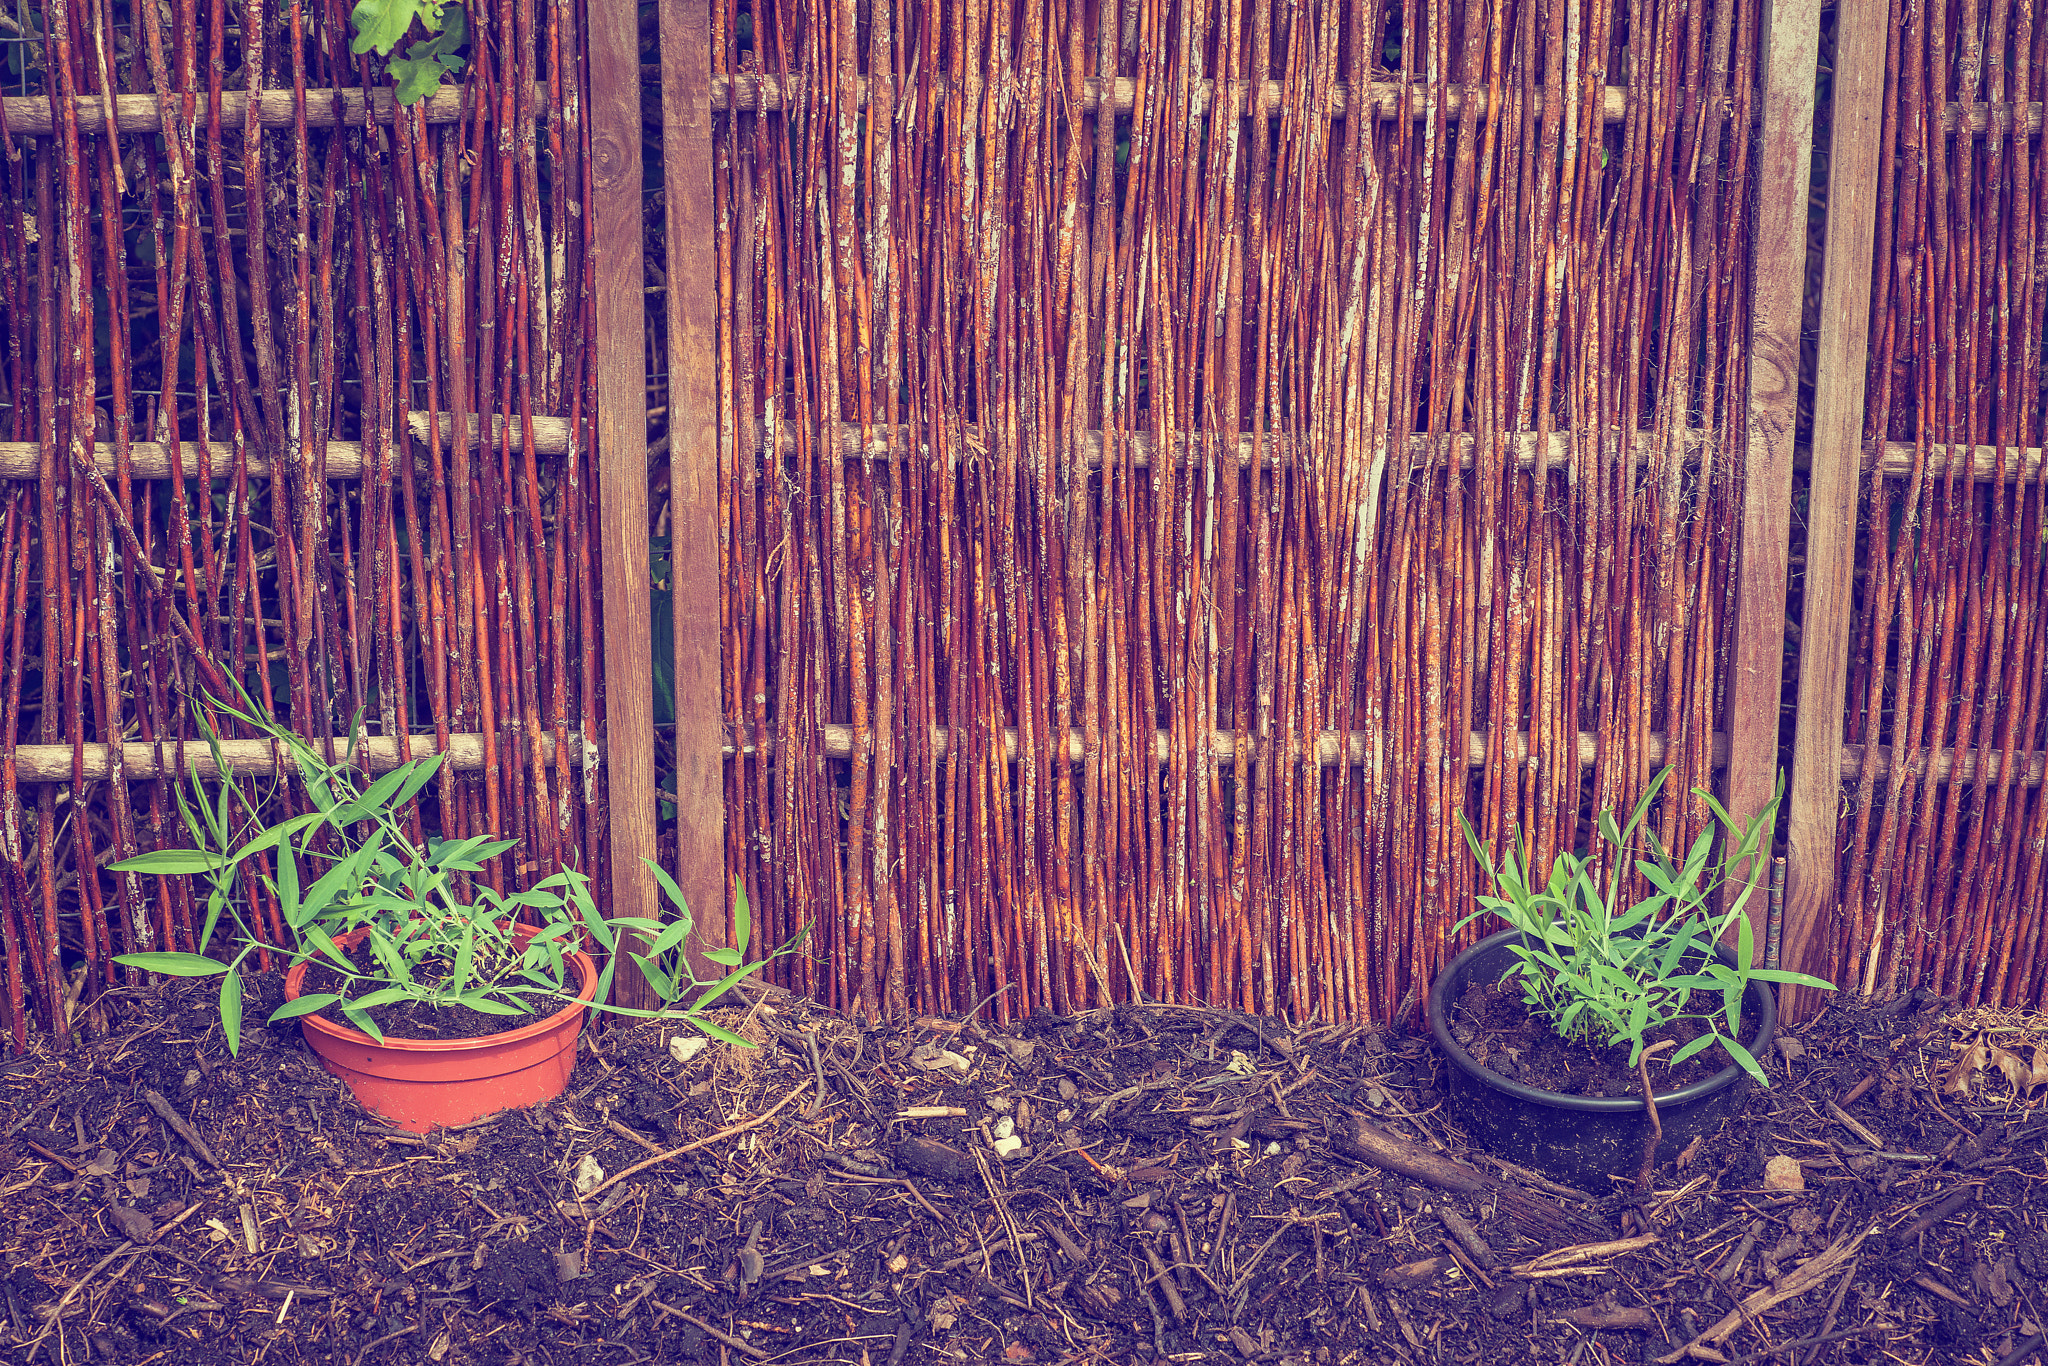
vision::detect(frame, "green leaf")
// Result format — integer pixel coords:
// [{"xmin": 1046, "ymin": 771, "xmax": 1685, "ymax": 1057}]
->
[
  {"xmin": 220, "ymin": 970, "xmax": 244, "ymax": 1056},
  {"xmin": 275, "ymin": 843, "xmax": 303, "ymax": 928},
  {"xmin": 389, "ymin": 46, "xmax": 464, "ymax": 105},
  {"xmin": 199, "ymin": 885, "xmax": 231, "ymax": 953},
  {"xmin": 1718, "ymin": 1033, "xmax": 1767, "ymax": 1085},
  {"xmin": 450, "ymin": 925, "xmax": 476, "ymax": 996},
  {"xmin": 268, "ymin": 993, "xmax": 342, "ymax": 1022},
  {"xmin": 341, "ymin": 1004, "xmax": 386, "ymax": 1042},
  {"xmin": 732, "ymin": 881, "xmax": 752, "ymax": 957},
  {"xmin": 303, "ymin": 923, "xmax": 355, "ymax": 972},
  {"xmin": 640, "ymin": 919, "xmax": 697, "ymax": 959},
  {"xmin": 114, "ymin": 951, "xmax": 231, "ymax": 976},
  {"xmin": 628, "ymin": 954, "xmax": 676, "ymax": 1002},
  {"xmin": 683, "ymin": 1017, "xmax": 757, "ymax": 1048},
  {"xmin": 703, "ymin": 946, "xmax": 744, "ymax": 967},
  {"xmin": 228, "ymin": 811, "xmax": 328, "ymax": 866},
  {"xmin": 646, "ymin": 859, "xmax": 695, "ymax": 923},
  {"xmin": 301, "ymin": 846, "xmax": 370, "ymax": 923},
  {"xmin": 350, "ymin": 0, "xmax": 441, "ymax": 57},
  {"xmin": 430, "ymin": 834, "xmax": 516, "ymax": 871},
  {"xmin": 1668, "ymin": 1033, "xmax": 1718, "ymax": 1066},
  {"xmin": 455, "ymin": 992, "xmax": 532, "ymax": 1015},
  {"xmin": 332, "ymin": 761, "xmax": 422, "ymax": 824},
  {"xmin": 109, "ymin": 848, "xmax": 228, "ymax": 875},
  {"xmin": 349, "ymin": 986, "xmax": 418, "ymax": 1011},
  {"xmin": 1746, "ymin": 968, "xmax": 1837, "ymax": 990}
]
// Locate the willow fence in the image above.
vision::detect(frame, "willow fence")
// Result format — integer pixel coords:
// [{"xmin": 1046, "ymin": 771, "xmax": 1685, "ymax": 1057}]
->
[{"xmin": 0, "ymin": 0, "xmax": 2042, "ymax": 1053}]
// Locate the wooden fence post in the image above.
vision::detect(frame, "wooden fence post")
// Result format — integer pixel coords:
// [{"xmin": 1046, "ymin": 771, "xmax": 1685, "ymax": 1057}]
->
[
  {"xmin": 1728, "ymin": 0, "xmax": 1821, "ymax": 928},
  {"xmin": 588, "ymin": 0, "xmax": 661, "ymax": 1004},
  {"xmin": 1783, "ymin": 0, "xmax": 1888, "ymax": 1014},
  {"xmin": 657, "ymin": 0, "xmax": 730, "ymax": 965}
]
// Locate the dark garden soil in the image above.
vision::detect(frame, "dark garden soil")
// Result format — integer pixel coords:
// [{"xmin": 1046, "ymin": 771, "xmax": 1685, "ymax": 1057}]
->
[
  {"xmin": 3, "ymin": 977, "xmax": 2046, "ymax": 1366},
  {"xmin": 298, "ymin": 947, "xmax": 576, "ymax": 1042},
  {"xmin": 1450, "ymin": 981, "xmax": 1733, "ymax": 1096}
]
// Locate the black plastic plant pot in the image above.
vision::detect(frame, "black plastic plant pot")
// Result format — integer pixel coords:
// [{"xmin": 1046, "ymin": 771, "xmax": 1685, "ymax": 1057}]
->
[{"xmin": 1426, "ymin": 928, "xmax": 1776, "ymax": 1192}]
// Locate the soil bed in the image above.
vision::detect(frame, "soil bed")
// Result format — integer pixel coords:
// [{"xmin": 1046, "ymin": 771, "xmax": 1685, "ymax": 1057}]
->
[
  {"xmin": 298, "ymin": 944, "xmax": 563, "ymax": 1041},
  {"xmin": 1451, "ymin": 980, "xmax": 1733, "ymax": 1096},
  {"xmin": 2, "ymin": 977, "xmax": 2044, "ymax": 1366}
]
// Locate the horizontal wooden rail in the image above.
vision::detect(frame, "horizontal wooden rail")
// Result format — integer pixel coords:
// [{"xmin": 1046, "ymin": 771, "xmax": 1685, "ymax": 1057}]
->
[
  {"xmin": 1868, "ymin": 438, "xmax": 2048, "ymax": 481},
  {"xmin": 727, "ymin": 725, "xmax": 2041, "ymax": 789},
  {"xmin": 0, "ymin": 413, "xmax": 574, "ymax": 482},
  {"xmin": 6, "ymin": 417, "xmax": 2034, "ymax": 484},
  {"xmin": 710, "ymin": 72, "xmax": 1634, "ymax": 123},
  {"xmin": 760, "ymin": 425, "xmax": 2043, "ymax": 482},
  {"xmin": 1940, "ymin": 99, "xmax": 2046, "ymax": 135},
  {"xmin": 25, "ymin": 724, "xmax": 2028, "ymax": 790},
  {"xmin": 721, "ymin": 724, "xmax": 1724, "ymax": 770},
  {"xmin": 706, "ymin": 74, "xmax": 2038, "ymax": 137},
  {"xmin": 0, "ymin": 78, "xmax": 2027, "ymax": 143},
  {"xmin": 7, "ymin": 731, "xmax": 590, "ymax": 784},
  {"xmin": 0, "ymin": 84, "xmax": 548, "ymax": 136},
  {"xmin": 1841, "ymin": 743, "xmax": 2048, "ymax": 788}
]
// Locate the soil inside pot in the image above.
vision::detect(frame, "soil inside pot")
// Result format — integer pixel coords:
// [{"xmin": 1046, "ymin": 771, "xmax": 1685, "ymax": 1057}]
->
[
  {"xmin": 299, "ymin": 942, "xmax": 572, "ymax": 1041},
  {"xmin": 1451, "ymin": 978, "xmax": 1741, "ymax": 1097}
]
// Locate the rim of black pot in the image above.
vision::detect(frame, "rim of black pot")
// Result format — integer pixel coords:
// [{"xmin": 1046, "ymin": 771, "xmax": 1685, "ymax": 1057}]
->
[{"xmin": 1427, "ymin": 927, "xmax": 1777, "ymax": 1113}]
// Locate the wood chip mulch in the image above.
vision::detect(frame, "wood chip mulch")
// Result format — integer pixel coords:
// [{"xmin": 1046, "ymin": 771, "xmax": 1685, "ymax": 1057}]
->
[{"xmin": 2, "ymin": 978, "xmax": 2045, "ymax": 1366}]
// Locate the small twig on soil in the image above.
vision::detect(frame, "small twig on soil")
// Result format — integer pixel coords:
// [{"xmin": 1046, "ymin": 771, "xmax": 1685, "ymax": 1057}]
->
[
  {"xmin": 1554, "ymin": 1305, "xmax": 1656, "ymax": 1328},
  {"xmin": 143, "ymin": 1088, "xmax": 226, "ymax": 1171},
  {"xmin": 605, "ymin": 1117, "xmax": 667, "ymax": 1154},
  {"xmin": 579, "ymin": 1075, "xmax": 812, "ymax": 1204},
  {"xmin": 1824, "ymin": 1098, "xmax": 1887, "ymax": 1149},
  {"xmin": 1888, "ymin": 1183, "xmax": 1977, "ymax": 1246},
  {"xmin": 1439, "ymin": 1237, "xmax": 1495, "ymax": 1289},
  {"xmin": 1377, "ymin": 1255, "xmax": 1458, "ymax": 1290},
  {"xmin": 1333, "ymin": 1115, "xmax": 1610, "ymax": 1245},
  {"xmin": 1087, "ymin": 1076, "xmax": 1174, "ymax": 1124},
  {"xmin": 1653, "ymin": 1221, "xmax": 1879, "ymax": 1364},
  {"xmin": 973, "ymin": 1148, "xmax": 1032, "ymax": 1308},
  {"xmin": 1439, "ymin": 1205, "xmax": 1497, "ymax": 1269},
  {"xmin": 650, "ymin": 1301, "xmax": 770, "ymax": 1360},
  {"xmin": 1801, "ymin": 1257, "xmax": 1859, "ymax": 1366},
  {"xmin": 21, "ymin": 1139, "xmax": 81, "ymax": 1174},
  {"xmin": 21, "ymin": 1239, "xmax": 137, "ymax": 1363},
  {"xmin": 1633, "ymin": 1040, "xmax": 1677, "ymax": 1194},
  {"xmin": 1509, "ymin": 1234, "xmax": 1659, "ymax": 1277},
  {"xmin": 349, "ymin": 1323, "xmax": 418, "ymax": 1366},
  {"xmin": 1720, "ymin": 1322, "xmax": 1885, "ymax": 1365},
  {"xmin": 1994, "ymin": 1331, "xmax": 2047, "ymax": 1366},
  {"xmin": 1138, "ymin": 1236, "xmax": 1188, "ymax": 1318},
  {"xmin": 1714, "ymin": 1220, "xmax": 1762, "ymax": 1283},
  {"xmin": 800, "ymin": 1029, "xmax": 826, "ymax": 1114}
]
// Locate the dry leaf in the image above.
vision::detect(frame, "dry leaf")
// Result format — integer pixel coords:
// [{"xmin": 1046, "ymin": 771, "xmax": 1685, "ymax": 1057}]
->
[
  {"xmin": 108, "ymin": 1203, "xmax": 155, "ymax": 1242},
  {"xmin": 1943, "ymin": 1037, "xmax": 1990, "ymax": 1098},
  {"xmin": 2030, "ymin": 1046, "xmax": 2048, "ymax": 1093},
  {"xmin": 1989, "ymin": 1047, "xmax": 2032, "ymax": 1093},
  {"xmin": 1675, "ymin": 1133, "xmax": 1706, "ymax": 1171}
]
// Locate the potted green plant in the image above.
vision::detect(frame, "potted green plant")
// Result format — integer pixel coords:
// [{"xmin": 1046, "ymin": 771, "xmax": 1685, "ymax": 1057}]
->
[
  {"xmin": 113, "ymin": 696, "xmax": 804, "ymax": 1132},
  {"xmin": 1427, "ymin": 770, "xmax": 1834, "ymax": 1190}
]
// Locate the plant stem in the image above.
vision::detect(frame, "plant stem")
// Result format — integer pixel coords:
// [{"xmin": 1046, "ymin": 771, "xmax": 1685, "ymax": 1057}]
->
[{"xmin": 1632, "ymin": 1038, "xmax": 1677, "ymax": 1195}]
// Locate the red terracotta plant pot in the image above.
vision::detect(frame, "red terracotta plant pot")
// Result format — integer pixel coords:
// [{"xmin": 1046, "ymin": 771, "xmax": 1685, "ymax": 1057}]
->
[{"xmin": 283, "ymin": 925, "xmax": 597, "ymax": 1134}]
